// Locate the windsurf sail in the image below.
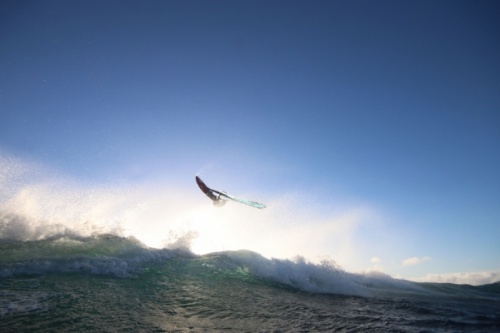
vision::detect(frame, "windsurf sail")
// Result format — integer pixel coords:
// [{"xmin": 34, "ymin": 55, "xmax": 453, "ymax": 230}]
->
[{"xmin": 195, "ymin": 176, "xmax": 267, "ymax": 209}]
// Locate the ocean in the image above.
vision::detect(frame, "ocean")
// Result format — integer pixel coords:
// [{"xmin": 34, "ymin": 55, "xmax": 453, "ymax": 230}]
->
[{"xmin": 1, "ymin": 230, "xmax": 499, "ymax": 332}]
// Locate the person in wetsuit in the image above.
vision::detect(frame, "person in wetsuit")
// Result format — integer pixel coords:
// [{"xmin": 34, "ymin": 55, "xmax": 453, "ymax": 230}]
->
[{"xmin": 207, "ymin": 190, "xmax": 227, "ymax": 207}]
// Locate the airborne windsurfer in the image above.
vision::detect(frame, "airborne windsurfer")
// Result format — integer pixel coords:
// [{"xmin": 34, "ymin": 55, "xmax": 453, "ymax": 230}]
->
[
  {"xmin": 196, "ymin": 176, "xmax": 226, "ymax": 207},
  {"xmin": 212, "ymin": 193, "xmax": 227, "ymax": 207},
  {"xmin": 195, "ymin": 176, "xmax": 266, "ymax": 209}
]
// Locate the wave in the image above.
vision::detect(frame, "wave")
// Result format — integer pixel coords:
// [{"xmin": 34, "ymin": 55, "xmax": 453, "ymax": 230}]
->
[
  {"xmin": 0, "ymin": 212, "xmax": 182, "ymax": 278},
  {"xmin": 0, "ymin": 241, "xmax": 416, "ymax": 298},
  {"xmin": 0, "ymin": 212, "xmax": 411, "ymax": 295},
  {"xmin": 1, "ymin": 212, "xmax": 499, "ymax": 302},
  {"xmin": 0, "ymin": 234, "xmax": 181, "ymax": 279},
  {"xmin": 2, "ymin": 235, "xmax": 499, "ymax": 331}
]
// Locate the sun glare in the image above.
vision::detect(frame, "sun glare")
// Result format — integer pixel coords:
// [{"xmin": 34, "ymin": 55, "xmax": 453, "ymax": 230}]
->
[{"xmin": 187, "ymin": 209, "xmax": 228, "ymax": 254}]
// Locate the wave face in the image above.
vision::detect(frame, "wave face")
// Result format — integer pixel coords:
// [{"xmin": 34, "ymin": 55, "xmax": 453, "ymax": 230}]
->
[{"xmin": 1, "ymin": 229, "xmax": 499, "ymax": 332}]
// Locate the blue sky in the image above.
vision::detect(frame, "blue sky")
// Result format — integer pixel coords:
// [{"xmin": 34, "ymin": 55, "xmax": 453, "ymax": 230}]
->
[{"xmin": 1, "ymin": 0, "xmax": 499, "ymax": 284}]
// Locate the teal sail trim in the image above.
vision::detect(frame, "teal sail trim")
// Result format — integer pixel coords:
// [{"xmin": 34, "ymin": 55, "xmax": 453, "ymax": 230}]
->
[
  {"xmin": 232, "ymin": 197, "xmax": 267, "ymax": 209},
  {"xmin": 213, "ymin": 190, "xmax": 267, "ymax": 209}
]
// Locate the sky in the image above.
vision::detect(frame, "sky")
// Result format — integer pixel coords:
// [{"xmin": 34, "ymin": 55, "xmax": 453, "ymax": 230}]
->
[{"xmin": 1, "ymin": 0, "xmax": 499, "ymax": 285}]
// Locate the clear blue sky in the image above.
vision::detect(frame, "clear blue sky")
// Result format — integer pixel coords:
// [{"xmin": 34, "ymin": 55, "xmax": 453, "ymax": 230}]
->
[{"xmin": 1, "ymin": 0, "xmax": 499, "ymax": 284}]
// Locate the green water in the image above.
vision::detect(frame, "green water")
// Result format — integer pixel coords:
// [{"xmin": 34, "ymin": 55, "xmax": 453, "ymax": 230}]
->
[{"xmin": 1, "ymin": 237, "xmax": 499, "ymax": 332}]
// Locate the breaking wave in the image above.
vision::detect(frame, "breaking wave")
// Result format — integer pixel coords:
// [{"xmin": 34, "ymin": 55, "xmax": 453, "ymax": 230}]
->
[{"xmin": 0, "ymin": 214, "xmax": 480, "ymax": 300}]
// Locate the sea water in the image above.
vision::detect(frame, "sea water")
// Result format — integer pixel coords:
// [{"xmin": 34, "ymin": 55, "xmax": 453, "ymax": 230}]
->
[
  {"xmin": 1, "ymin": 230, "xmax": 499, "ymax": 332},
  {"xmin": 1, "ymin": 156, "xmax": 499, "ymax": 332}
]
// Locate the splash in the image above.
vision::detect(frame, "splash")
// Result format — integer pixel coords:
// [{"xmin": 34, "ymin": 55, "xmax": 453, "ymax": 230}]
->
[{"xmin": 0, "ymin": 152, "xmax": 375, "ymax": 269}]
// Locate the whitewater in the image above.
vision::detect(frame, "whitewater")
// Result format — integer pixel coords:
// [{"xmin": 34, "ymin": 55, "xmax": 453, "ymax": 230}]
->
[{"xmin": 1, "ymin": 155, "xmax": 499, "ymax": 332}]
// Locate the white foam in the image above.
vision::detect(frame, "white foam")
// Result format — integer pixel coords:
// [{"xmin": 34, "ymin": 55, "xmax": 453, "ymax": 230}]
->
[{"xmin": 223, "ymin": 250, "xmax": 423, "ymax": 297}]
